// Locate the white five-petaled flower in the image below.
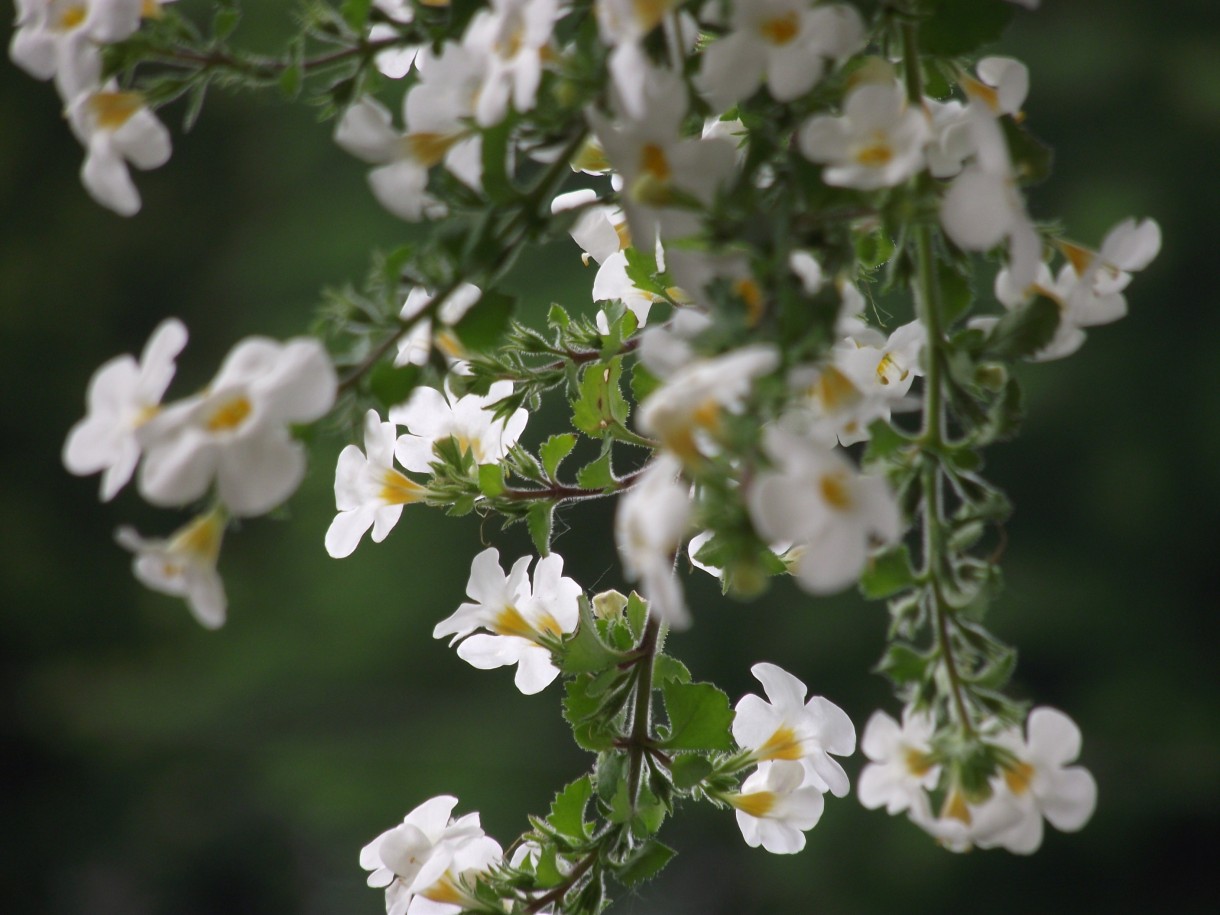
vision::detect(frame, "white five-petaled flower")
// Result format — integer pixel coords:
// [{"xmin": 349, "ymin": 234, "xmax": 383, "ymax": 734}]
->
[
  {"xmin": 734, "ymin": 662, "xmax": 856, "ymax": 797},
  {"xmin": 389, "ymin": 380, "xmax": 528, "ymax": 472},
  {"xmin": 116, "ymin": 506, "xmax": 227, "ymax": 629},
  {"xmin": 66, "ymin": 82, "xmax": 172, "ymax": 216},
  {"xmin": 729, "ymin": 760, "xmax": 826, "ymax": 854},
  {"xmin": 395, "ymin": 283, "xmax": 482, "ymax": 367},
  {"xmin": 138, "ymin": 335, "xmax": 337, "ymax": 517},
  {"xmin": 463, "ymin": 0, "xmax": 560, "ymax": 127},
  {"xmin": 615, "ymin": 454, "xmax": 693, "ymax": 628},
  {"xmin": 975, "ymin": 707, "xmax": 1098, "ymax": 855},
  {"xmin": 63, "ymin": 316, "xmax": 186, "ymax": 500},
  {"xmin": 748, "ymin": 426, "xmax": 902, "ymax": 594},
  {"xmin": 857, "ymin": 707, "xmax": 940, "ymax": 815},
  {"xmin": 325, "ymin": 410, "xmax": 428, "ymax": 559},
  {"xmin": 799, "ymin": 80, "xmax": 930, "ymax": 190},
  {"xmin": 360, "ymin": 795, "xmax": 503, "ymax": 915},
  {"xmin": 697, "ymin": 0, "xmax": 864, "ymax": 112},
  {"xmin": 432, "ymin": 547, "xmax": 581, "ymax": 694}
]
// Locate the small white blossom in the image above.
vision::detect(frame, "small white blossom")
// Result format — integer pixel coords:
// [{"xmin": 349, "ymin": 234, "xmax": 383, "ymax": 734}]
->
[
  {"xmin": 369, "ymin": 0, "xmax": 419, "ymax": 79},
  {"xmin": 463, "ymin": 0, "xmax": 560, "ymax": 126},
  {"xmin": 730, "ymin": 760, "xmax": 826, "ymax": 854},
  {"xmin": 361, "ymin": 795, "xmax": 502, "ymax": 915},
  {"xmin": 432, "ymin": 547, "xmax": 581, "ymax": 694},
  {"xmin": 63, "ymin": 316, "xmax": 186, "ymax": 500},
  {"xmin": 138, "ymin": 335, "xmax": 337, "ymax": 517},
  {"xmin": 733, "ymin": 662, "xmax": 856, "ymax": 796},
  {"xmin": 799, "ymin": 81, "xmax": 929, "ymax": 190},
  {"xmin": 857, "ymin": 707, "xmax": 940, "ymax": 815},
  {"xmin": 325, "ymin": 410, "xmax": 428, "ymax": 559},
  {"xmin": 389, "ymin": 380, "xmax": 527, "ymax": 473},
  {"xmin": 116, "ymin": 507, "xmax": 226, "ymax": 629},
  {"xmin": 395, "ymin": 283, "xmax": 482, "ymax": 367},
  {"xmin": 615, "ymin": 455, "xmax": 692, "ymax": 628}
]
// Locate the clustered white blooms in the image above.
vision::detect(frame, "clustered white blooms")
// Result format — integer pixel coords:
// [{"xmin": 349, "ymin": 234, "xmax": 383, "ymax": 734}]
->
[
  {"xmin": 858, "ymin": 705, "xmax": 1097, "ymax": 854},
  {"xmin": 727, "ymin": 663, "xmax": 855, "ymax": 854},
  {"xmin": 10, "ymin": 0, "xmax": 176, "ymax": 213},
  {"xmin": 64, "ymin": 319, "xmax": 337, "ymax": 625}
]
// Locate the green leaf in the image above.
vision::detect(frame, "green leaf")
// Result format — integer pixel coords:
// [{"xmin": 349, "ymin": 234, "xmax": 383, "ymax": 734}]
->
[
  {"xmin": 875, "ymin": 643, "xmax": 931, "ymax": 686},
  {"xmin": 213, "ymin": 6, "xmax": 240, "ymax": 39},
  {"xmin": 477, "ymin": 463, "xmax": 505, "ymax": 498},
  {"xmin": 480, "ymin": 118, "xmax": 514, "ymax": 204},
  {"xmin": 652, "ymin": 654, "xmax": 691, "ymax": 686},
  {"xmin": 938, "ymin": 258, "xmax": 973, "ymax": 327},
  {"xmin": 571, "ymin": 358, "xmax": 628, "ymax": 435},
  {"xmin": 526, "ymin": 501, "xmax": 553, "ymax": 555},
  {"xmin": 669, "ymin": 755, "xmax": 713, "ymax": 790},
  {"xmin": 339, "ymin": 0, "xmax": 372, "ymax": 29},
  {"xmin": 595, "ymin": 751, "xmax": 627, "ymax": 802},
  {"xmin": 575, "ymin": 451, "xmax": 614, "ymax": 490},
  {"xmin": 983, "ymin": 295, "xmax": 1059, "ymax": 360},
  {"xmin": 540, "ymin": 433, "xmax": 576, "ymax": 480},
  {"xmin": 548, "ymin": 776, "xmax": 593, "ymax": 840},
  {"xmin": 453, "ymin": 290, "xmax": 515, "ymax": 352},
  {"xmin": 859, "ymin": 544, "xmax": 916, "ymax": 599},
  {"xmin": 369, "ymin": 362, "xmax": 420, "ymax": 409},
  {"xmin": 660, "ymin": 681, "xmax": 735, "ymax": 751},
  {"xmin": 616, "ymin": 840, "xmax": 676, "ymax": 887},
  {"xmin": 630, "ymin": 361, "xmax": 662, "ymax": 403},
  {"xmin": 920, "ymin": 0, "xmax": 1015, "ymax": 57},
  {"xmin": 564, "ymin": 679, "xmax": 617, "ymax": 752},
  {"xmin": 862, "ymin": 419, "xmax": 914, "ymax": 466},
  {"xmin": 548, "ymin": 303, "xmax": 570, "ymax": 330},
  {"xmin": 559, "ymin": 597, "xmax": 629, "ymax": 675},
  {"xmin": 1002, "ymin": 117, "xmax": 1054, "ymax": 186},
  {"xmin": 625, "ymin": 591, "xmax": 649, "ymax": 639},
  {"xmin": 855, "ymin": 230, "xmax": 896, "ymax": 270}
]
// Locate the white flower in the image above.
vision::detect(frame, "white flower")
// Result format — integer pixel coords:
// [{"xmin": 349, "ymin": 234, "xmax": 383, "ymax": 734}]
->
[
  {"xmin": 799, "ymin": 81, "xmax": 930, "ymax": 190},
  {"xmin": 138, "ymin": 336, "xmax": 337, "ymax": 517},
  {"xmin": 637, "ymin": 344, "xmax": 779, "ymax": 465},
  {"xmin": 63, "ymin": 316, "xmax": 186, "ymax": 500},
  {"xmin": 395, "ymin": 283, "xmax": 482, "ymax": 367},
  {"xmin": 463, "ymin": 0, "xmax": 560, "ymax": 126},
  {"xmin": 66, "ymin": 83, "xmax": 172, "ymax": 216},
  {"xmin": 389, "ymin": 380, "xmax": 527, "ymax": 472},
  {"xmin": 748, "ymin": 426, "xmax": 902, "ymax": 594},
  {"xmin": 697, "ymin": 1, "xmax": 864, "ymax": 111},
  {"xmin": 325, "ymin": 410, "xmax": 428, "ymax": 559},
  {"xmin": 369, "ymin": 0, "xmax": 419, "ymax": 79},
  {"xmin": 361, "ymin": 795, "xmax": 502, "ymax": 915},
  {"xmin": 615, "ymin": 455, "xmax": 692, "ymax": 628},
  {"xmin": 857, "ymin": 707, "xmax": 940, "ymax": 815},
  {"xmin": 788, "ymin": 250, "xmax": 824, "ymax": 295},
  {"xmin": 432, "ymin": 547, "xmax": 581, "ymax": 694},
  {"xmin": 733, "ymin": 662, "xmax": 856, "ymax": 797},
  {"xmin": 116, "ymin": 507, "xmax": 226, "ymax": 629},
  {"xmin": 973, "ymin": 56, "xmax": 1030, "ymax": 118},
  {"xmin": 551, "ymin": 188, "xmax": 627, "ymax": 266},
  {"xmin": 975, "ymin": 707, "xmax": 1098, "ymax": 854},
  {"xmin": 729, "ymin": 760, "xmax": 826, "ymax": 854},
  {"xmin": 594, "ymin": 0, "xmax": 683, "ymax": 118}
]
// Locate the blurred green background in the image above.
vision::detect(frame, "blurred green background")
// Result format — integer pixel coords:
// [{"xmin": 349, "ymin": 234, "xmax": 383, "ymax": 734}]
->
[{"xmin": 3, "ymin": 1, "xmax": 1218, "ymax": 912}]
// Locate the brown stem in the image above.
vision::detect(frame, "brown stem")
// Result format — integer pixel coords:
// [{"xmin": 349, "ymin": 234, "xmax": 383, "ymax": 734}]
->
[{"xmin": 523, "ymin": 850, "xmax": 598, "ymax": 915}]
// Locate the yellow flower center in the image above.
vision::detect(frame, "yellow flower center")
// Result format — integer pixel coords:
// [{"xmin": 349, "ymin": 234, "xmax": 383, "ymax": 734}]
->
[
  {"xmin": 572, "ymin": 138, "xmax": 610, "ymax": 173},
  {"xmin": 756, "ymin": 725, "xmax": 804, "ymax": 761},
  {"xmin": 406, "ymin": 132, "xmax": 460, "ymax": 168},
  {"xmin": 379, "ymin": 469, "xmax": 427, "ymax": 506},
  {"xmin": 876, "ymin": 353, "xmax": 908, "ymax": 387},
  {"xmin": 205, "ymin": 395, "xmax": 253, "ymax": 432},
  {"xmin": 491, "ymin": 605, "xmax": 560, "ymax": 641},
  {"xmin": 640, "ymin": 143, "xmax": 671, "ymax": 183},
  {"xmin": 903, "ymin": 747, "xmax": 934, "ymax": 777},
  {"xmin": 420, "ymin": 874, "xmax": 466, "ymax": 905},
  {"xmin": 819, "ymin": 471, "xmax": 853, "ymax": 511},
  {"xmin": 941, "ymin": 788, "xmax": 972, "ymax": 825},
  {"xmin": 88, "ymin": 91, "xmax": 145, "ymax": 132},
  {"xmin": 141, "ymin": 0, "xmax": 163, "ymax": 18},
  {"xmin": 733, "ymin": 278, "xmax": 765, "ymax": 326},
  {"xmin": 1003, "ymin": 760, "xmax": 1036, "ymax": 796},
  {"xmin": 759, "ymin": 12, "xmax": 800, "ymax": 46},
  {"xmin": 169, "ymin": 510, "xmax": 226, "ymax": 563},
  {"xmin": 733, "ymin": 791, "xmax": 776, "ymax": 818},
  {"xmin": 854, "ymin": 139, "xmax": 894, "ymax": 168},
  {"xmin": 56, "ymin": 4, "xmax": 87, "ymax": 30},
  {"xmin": 1057, "ymin": 239, "xmax": 1096, "ymax": 275},
  {"xmin": 632, "ymin": 0, "xmax": 675, "ymax": 32},
  {"xmin": 809, "ymin": 365, "xmax": 862, "ymax": 413}
]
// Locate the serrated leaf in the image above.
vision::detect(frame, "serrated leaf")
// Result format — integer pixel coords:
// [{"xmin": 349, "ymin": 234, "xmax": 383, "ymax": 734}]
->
[
  {"xmin": 453, "ymin": 290, "xmax": 515, "ymax": 352},
  {"xmin": 660, "ymin": 681, "xmax": 734, "ymax": 751},
  {"xmin": 920, "ymin": 0, "xmax": 1015, "ymax": 57},
  {"xmin": 855, "ymin": 230, "xmax": 896, "ymax": 270},
  {"xmin": 477, "ymin": 463, "xmax": 504, "ymax": 497},
  {"xmin": 652, "ymin": 654, "xmax": 691, "ymax": 686},
  {"xmin": 575, "ymin": 451, "xmax": 614, "ymax": 490},
  {"xmin": 548, "ymin": 776, "xmax": 593, "ymax": 840},
  {"xmin": 213, "ymin": 6, "xmax": 240, "ymax": 39},
  {"xmin": 616, "ymin": 840, "xmax": 676, "ymax": 887},
  {"xmin": 862, "ymin": 419, "xmax": 914, "ymax": 466},
  {"xmin": 669, "ymin": 755, "xmax": 712, "ymax": 790},
  {"xmin": 875, "ymin": 643, "xmax": 930, "ymax": 686},
  {"xmin": 369, "ymin": 362, "xmax": 419, "ymax": 409},
  {"xmin": 983, "ymin": 295, "xmax": 1059, "ymax": 360},
  {"xmin": 548, "ymin": 303, "xmax": 570, "ymax": 330},
  {"xmin": 859, "ymin": 544, "xmax": 916, "ymax": 599},
  {"xmin": 526, "ymin": 501, "xmax": 553, "ymax": 555},
  {"xmin": 540, "ymin": 433, "xmax": 576, "ymax": 480},
  {"xmin": 564, "ymin": 679, "xmax": 616, "ymax": 752},
  {"xmin": 559, "ymin": 597, "xmax": 630, "ymax": 675}
]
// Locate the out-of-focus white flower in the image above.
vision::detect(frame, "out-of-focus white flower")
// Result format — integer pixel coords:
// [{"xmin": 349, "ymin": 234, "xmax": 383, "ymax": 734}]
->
[
  {"xmin": 64, "ymin": 317, "xmax": 186, "ymax": 500},
  {"xmin": 638, "ymin": 344, "xmax": 779, "ymax": 466},
  {"xmin": 369, "ymin": 0, "xmax": 419, "ymax": 79},
  {"xmin": 788, "ymin": 250, "xmax": 824, "ymax": 295},
  {"xmin": 615, "ymin": 454, "xmax": 692, "ymax": 628},
  {"xmin": 975, "ymin": 707, "xmax": 1098, "ymax": 854},
  {"xmin": 116, "ymin": 506, "xmax": 226, "ymax": 629},
  {"xmin": 924, "ymin": 98, "xmax": 973, "ymax": 179},
  {"xmin": 857, "ymin": 707, "xmax": 940, "ymax": 815},
  {"xmin": 733, "ymin": 662, "xmax": 856, "ymax": 797},
  {"xmin": 432, "ymin": 547, "xmax": 581, "ymax": 694},
  {"xmin": 360, "ymin": 795, "xmax": 502, "ymax": 915},
  {"xmin": 697, "ymin": 0, "xmax": 863, "ymax": 111},
  {"xmin": 729, "ymin": 760, "xmax": 826, "ymax": 854},
  {"xmin": 594, "ymin": 0, "xmax": 683, "ymax": 118},
  {"xmin": 748, "ymin": 426, "xmax": 901, "ymax": 594},
  {"xmin": 463, "ymin": 0, "xmax": 560, "ymax": 126},
  {"xmin": 66, "ymin": 83, "xmax": 171, "ymax": 216},
  {"xmin": 389, "ymin": 380, "xmax": 527, "ymax": 472},
  {"xmin": 972, "ymin": 56, "xmax": 1030, "ymax": 118},
  {"xmin": 799, "ymin": 81, "xmax": 929, "ymax": 190},
  {"xmin": 138, "ymin": 336, "xmax": 337, "ymax": 517},
  {"xmin": 325, "ymin": 410, "xmax": 428, "ymax": 559},
  {"xmin": 395, "ymin": 283, "xmax": 482, "ymax": 367}
]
